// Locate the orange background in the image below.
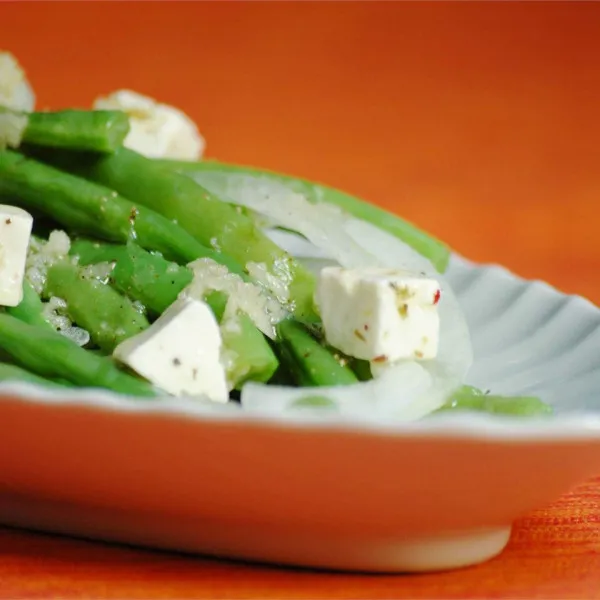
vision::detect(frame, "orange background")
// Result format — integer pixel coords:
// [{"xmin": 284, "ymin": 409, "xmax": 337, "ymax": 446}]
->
[
  {"xmin": 1, "ymin": 2, "xmax": 600, "ymax": 598},
  {"xmin": 4, "ymin": 2, "xmax": 600, "ymax": 301}
]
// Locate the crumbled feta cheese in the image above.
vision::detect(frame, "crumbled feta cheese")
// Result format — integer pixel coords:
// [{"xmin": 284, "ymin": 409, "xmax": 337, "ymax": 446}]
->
[
  {"xmin": 0, "ymin": 52, "xmax": 35, "ymax": 112},
  {"xmin": 25, "ymin": 230, "xmax": 71, "ymax": 295},
  {"xmin": 42, "ymin": 296, "xmax": 71, "ymax": 331},
  {"xmin": 79, "ymin": 261, "xmax": 115, "ymax": 284},
  {"xmin": 183, "ymin": 258, "xmax": 287, "ymax": 339},
  {"xmin": 60, "ymin": 326, "xmax": 91, "ymax": 347},
  {"xmin": 0, "ymin": 110, "xmax": 28, "ymax": 150},
  {"xmin": 315, "ymin": 266, "xmax": 441, "ymax": 363},
  {"xmin": 93, "ymin": 90, "xmax": 205, "ymax": 160},
  {"xmin": 113, "ymin": 297, "xmax": 228, "ymax": 402},
  {"xmin": 0, "ymin": 205, "xmax": 33, "ymax": 307},
  {"xmin": 246, "ymin": 261, "xmax": 292, "ymax": 306}
]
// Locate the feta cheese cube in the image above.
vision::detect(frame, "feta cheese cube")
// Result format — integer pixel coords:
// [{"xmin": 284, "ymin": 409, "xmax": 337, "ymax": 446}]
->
[
  {"xmin": 113, "ymin": 297, "xmax": 228, "ymax": 402},
  {"xmin": 315, "ymin": 267, "xmax": 441, "ymax": 363},
  {"xmin": 94, "ymin": 90, "xmax": 205, "ymax": 160},
  {"xmin": 0, "ymin": 205, "xmax": 33, "ymax": 307},
  {"xmin": 0, "ymin": 52, "xmax": 35, "ymax": 112}
]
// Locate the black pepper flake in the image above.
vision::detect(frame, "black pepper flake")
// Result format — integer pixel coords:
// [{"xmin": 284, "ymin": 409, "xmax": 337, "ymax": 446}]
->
[
  {"xmin": 5, "ymin": 218, "xmax": 11, "ymax": 225},
  {"xmin": 192, "ymin": 367, "xmax": 198, "ymax": 380},
  {"xmin": 173, "ymin": 357, "xmax": 182, "ymax": 366},
  {"xmin": 399, "ymin": 303, "xmax": 409, "ymax": 318}
]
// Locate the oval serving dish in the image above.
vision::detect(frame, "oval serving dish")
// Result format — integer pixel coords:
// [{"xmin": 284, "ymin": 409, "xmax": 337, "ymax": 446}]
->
[{"xmin": 0, "ymin": 255, "xmax": 599, "ymax": 573}]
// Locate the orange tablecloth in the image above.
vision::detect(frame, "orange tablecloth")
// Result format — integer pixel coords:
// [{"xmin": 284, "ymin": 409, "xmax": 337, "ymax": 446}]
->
[{"xmin": 1, "ymin": 2, "xmax": 600, "ymax": 597}]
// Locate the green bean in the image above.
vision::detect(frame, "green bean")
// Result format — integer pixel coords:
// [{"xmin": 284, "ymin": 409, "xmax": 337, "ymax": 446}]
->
[
  {"xmin": 439, "ymin": 385, "xmax": 553, "ymax": 417},
  {"xmin": 0, "ymin": 150, "xmax": 244, "ymax": 273},
  {"xmin": 221, "ymin": 317, "xmax": 280, "ymax": 386},
  {"xmin": 0, "ymin": 313, "xmax": 157, "ymax": 397},
  {"xmin": 74, "ymin": 239, "xmax": 208, "ymax": 317},
  {"xmin": 26, "ymin": 147, "xmax": 318, "ymax": 321},
  {"xmin": 70, "ymin": 239, "xmax": 130, "ymax": 266},
  {"xmin": 158, "ymin": 159, "xmax": 451, "ymax": 273},
  {"xmin": 0, "ymin": 361, "xmax": 71, "ymax": 390},
  {"xmin": 275, "ymin": 319, "xmax": 358, "ymax": 387},
  {"xmin": 290, "ymin": 395, "xmax": 338, "ymax": 410},
  {"xmin": 5, "ymin": 280, "xmax": 52, "ymax": 329},
  {"xmin": 109, "ymin": 242, "xmax": 194, "ymax": 316},
  {"xmin": 1, "ymin": 106, "xmax": 130, "ymax": 153},
  {"xmin": 46, "ymin": 261, "xmax": 150, "ymax": 353},
  {"xmin": 348, "ymin": 358, "xmax": 373, "ymax": 382}
]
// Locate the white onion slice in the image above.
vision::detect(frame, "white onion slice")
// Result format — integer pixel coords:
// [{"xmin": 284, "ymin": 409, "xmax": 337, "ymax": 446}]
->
[
  {"xmin": 242, "ymin": 361, "xmax": 432, "ymax": 419},
  {"xmin": 197, "ymin": 173, "xmax": 376, "ymax": 268},
  {"xmin": 264, "ymin": 230, "xmax": 338, "ymax": 277}
]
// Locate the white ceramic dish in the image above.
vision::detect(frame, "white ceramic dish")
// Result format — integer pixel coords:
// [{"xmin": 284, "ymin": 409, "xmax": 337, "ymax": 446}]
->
[{"xmin": 1, "ymin": 255, "xmax": 600, "ymax": 573}]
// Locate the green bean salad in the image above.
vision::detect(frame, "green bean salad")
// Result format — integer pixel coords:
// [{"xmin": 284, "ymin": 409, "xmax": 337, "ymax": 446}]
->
[{"xmin": 0, "ymin": 52, "xmax": 551, "ymax": 419}]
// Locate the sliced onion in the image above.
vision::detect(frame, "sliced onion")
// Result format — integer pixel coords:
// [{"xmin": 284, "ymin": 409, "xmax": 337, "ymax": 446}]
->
[
  {"xmin": 264, "ymin": 230, "xmax": 338, "ymax": 277},
  {"xmin": 198, "ymin": 173, "xmax": 376, "ymax": 268},
  {"xmin": 265, "ymin": 228, "xmax": 332, "ymax": 259},
  {"xmin": 242, "ymin": 361, "xmax": 432, "ymax": 419}
]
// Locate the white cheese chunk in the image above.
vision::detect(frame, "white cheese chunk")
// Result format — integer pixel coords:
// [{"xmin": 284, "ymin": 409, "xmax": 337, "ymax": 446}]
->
[
  {"xmin": 0, "ymin": 52, "xmax": 35, "ymax": 112},
  {"xmin": 315, "ymin": 266, "xmax": 441, "ymax": 363},
  {"xmin": 94, "ymin": 90, "xmax": 205, "ymax": 160},
  {"xmin": 113, "ymin": 297, "xmax": 228, "ymax": 402},
  {"xmin": 0, "ymin": 205, "xmax": 33, "ymax": 307}
]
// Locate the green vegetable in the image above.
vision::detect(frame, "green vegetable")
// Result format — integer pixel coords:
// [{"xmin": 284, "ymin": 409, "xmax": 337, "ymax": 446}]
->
[
  {"xmin": 27, "ymin": 147, "xmax": 318, "ymax": 321},
  {"xmin": 0, "ymin": 106, "xmax": 130, "ymax": 153},
  {"xmin": 348, "ymin": 358, "xmax": 373, "ymax": 382},
  {"xmin": 106, "ymin": 242, "xmax": 194, "ymax": 316},
  {"xmin": 439, "ymin": 385, "xmax": 553, "ymax": 417},
  {"xmin": 220, "ymin": 316, "xmax": 279, "ymax": 387},
  {"xmin": 290, "ymin": 395, "xmax": 338, "ymax": 410},
  {"xmin": 46, "ymin": 261, "xmax": 150, "ymax": 353},
  {"xmin": 78, "ymin": 241, "xmax": 278, "ymax": 387},
  {"xmin": 5, "ymin": 280, "xmax": 52, "ymax": 329},
  {"xmin": 158, "ymin": 159, "xmax": 451, "ymax": 273},
  {"xmin": 275, "ymin": 319, "xmax": 358, "ymax": 387},
  {"xmin": 0, "ymin": 313, "xmax": 156, "ymax": 397},
  {"xmin": 0, "ymin": 150, "xmax": 244, "ymax": 272},
  {"xmin": 0, "ymin": 361, "xmax": 71, "ymax": 390},
  {"xmin": 70, "ymin": 239, "xmax": 130, "ymax": 265}
]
